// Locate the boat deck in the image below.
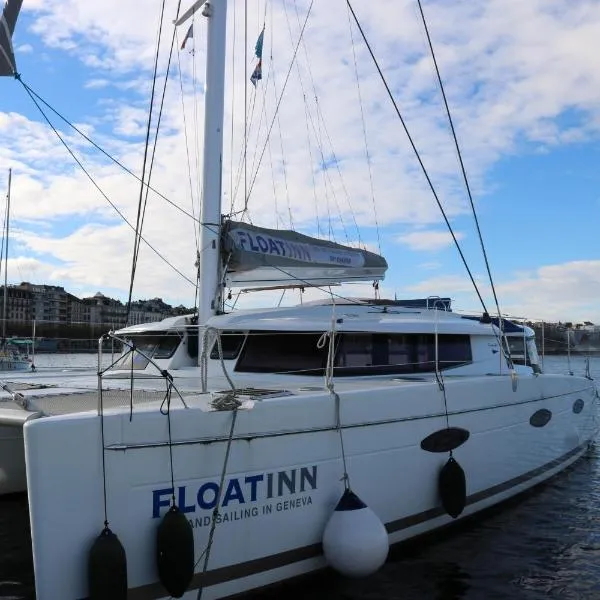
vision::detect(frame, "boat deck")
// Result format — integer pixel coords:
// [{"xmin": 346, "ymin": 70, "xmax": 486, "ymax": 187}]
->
[{"xmin": 0, "ymin": 370, "xmax": 440, "ymax": 420}]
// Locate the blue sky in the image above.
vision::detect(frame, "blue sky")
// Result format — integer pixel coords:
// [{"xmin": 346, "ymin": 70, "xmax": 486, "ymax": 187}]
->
[{"xmin": 1, "ymin": 0, "xmax": 599, "ymax": 323}]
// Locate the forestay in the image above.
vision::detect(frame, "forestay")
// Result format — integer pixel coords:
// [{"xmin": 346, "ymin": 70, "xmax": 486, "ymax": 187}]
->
[{"xmin": 222, "ymin": 220, "xmax": 388, "ymax": 289}]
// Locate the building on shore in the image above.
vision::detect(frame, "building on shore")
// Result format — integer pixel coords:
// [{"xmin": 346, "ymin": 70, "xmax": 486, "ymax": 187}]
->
[{"xmin": 0, "ymin": 282, "xmax": 195, "ymax": 351}]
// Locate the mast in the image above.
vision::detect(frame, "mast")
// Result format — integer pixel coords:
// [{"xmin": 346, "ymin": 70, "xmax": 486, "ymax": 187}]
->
[
  {"xmin": 197, "ymin": 0, "xmax": 228, "ymax": 325},
  {"xmin": 2, "ymin": 168, "xmax": 10, "ymax": 342}
]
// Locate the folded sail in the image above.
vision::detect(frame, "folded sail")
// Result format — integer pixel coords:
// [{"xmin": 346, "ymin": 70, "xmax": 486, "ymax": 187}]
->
[
  {"xmin": 0, "ymin": 0, "xmax": 22, "ymax": 76},
  {"xmin": 222, "ymin": 220, "xmax": 387, "ymax": 289}
]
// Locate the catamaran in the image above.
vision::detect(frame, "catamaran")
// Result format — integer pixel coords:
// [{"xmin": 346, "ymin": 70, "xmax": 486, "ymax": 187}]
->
[{"xmin": 0, "ymin": 1, "xmax": 597, "ymax": 599}]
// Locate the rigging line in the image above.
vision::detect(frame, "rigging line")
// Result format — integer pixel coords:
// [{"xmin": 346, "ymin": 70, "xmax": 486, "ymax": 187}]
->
[
  {"xmin": 232, "ymin": 5, "xmax": 269, "ymax": 216},
  {"xmin": 229, "ymin": 18, "xmax": 264, "ymax": 214},
  {"xmin": 285, "ymin": 2, "xmax": 338, "ymax": 237},
  {"xmin": 265, "ymin": 96, "xmax": 282, "ymax": 226},
  {"xmin": 176, "ymin": 35, "xmax": 200, "ymax": 256},
  {"xmin": 303, "ymin": 94, "xmax": 321, "ymax": 235},
  {"xmin": 230, "ymin": 59, "xmax": 260, "ymax": 215},
  {"xmin": 136, "ymin": 0, "xmax": 184, "ymax": 284},
  {"xmin": 244, "ymin": 0, "xmax": 249, "ymax": 218},
  {"xmin": 347, "ymin": 6, "xmax": 381, "ymax": 254},
  {"xmin": 191, "ymin": 17, "xmax": 202, "ymax": 224},
  {"xmin": 292, "ymin": 0, "xmax": 358, "ymax": 245},
  {"xmin": 0, "ymin": 184, "xmax": 6, "ymax": 303},
  {"xmin": 126, "ymin": 0, "xmax": 169, "ymax": 323},
  {"xmin": 17, "ymin": 79, "xmax": 200, "ymax": 224},
  {"xmin": 416, "ymin": 0, "xmax": 502, "ymax": 317},
  {"xmin": 244, "ymin": 0, "xmax": 314, "ymax": 206},
  {"xmin": 415, "ymin": 2, "xmax": 513, "ymax": 368},
  {"xmin": 310, "ymin": 102, "xmax": 355, "ymax": 244},
  {"xmin": 246, "ymin": 59, "xmax": 271, "ymax": 212},
  {"xmin": 228, "ymin": 0, "xmax": 238, "ymax": 216},
  {"xmin": 251, "ymin": 27, "xmax": 279, "ymax": 226},
  {"xmin": 345, "ymin": 0, "xmax": 488, "ymax": 313},
  {"xmin": 18, "ymin": 79, "xmax": 197, "ymax": 288},
  {"xmin": 268, "ymin": 46, "xmax": 293, "ymax": 228}
]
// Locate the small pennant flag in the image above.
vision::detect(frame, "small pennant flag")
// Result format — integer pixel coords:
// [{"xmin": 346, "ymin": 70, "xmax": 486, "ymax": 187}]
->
[
  {"xmin": 250, "ymin": 59, "xmax": 262, "ymax": 87},
  {"xmin": 254, "ymin": 27, "xmax": 264, "ymax": 60},
  {"xmin": 181, "ymin": 24, "xmax": 193, "ymax": 49}
]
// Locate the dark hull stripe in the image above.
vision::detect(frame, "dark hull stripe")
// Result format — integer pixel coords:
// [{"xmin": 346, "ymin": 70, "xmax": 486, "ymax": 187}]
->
[{"xmin": 124, "ymin": 441, "xmax": 591, "ymax": 600}]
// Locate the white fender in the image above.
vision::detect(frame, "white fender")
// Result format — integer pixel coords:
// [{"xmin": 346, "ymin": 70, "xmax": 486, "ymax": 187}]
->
[{"xmin": 322, "ymin": 489, "xmax": 389, "ymax": 577}]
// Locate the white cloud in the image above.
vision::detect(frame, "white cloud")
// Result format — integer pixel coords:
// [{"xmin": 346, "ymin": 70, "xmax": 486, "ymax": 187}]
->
[
  {"xmin": 404, "ymin": 261, "xmax": 600, "ymax": 323},
  {"xmin": 418, "ymin": 261, "xmax": 442, "ymax": 271},
  {"xmin": 84, "ymin": 79, "xmax": 110, "ymax": 89},
  {"xmin": 397, "ymin": 230, "xmax": 465, "ymax": 251}
]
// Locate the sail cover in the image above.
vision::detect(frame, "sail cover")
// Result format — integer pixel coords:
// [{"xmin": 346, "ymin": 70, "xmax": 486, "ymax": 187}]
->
[
  {"xmin": 0, "ymin": 0, "xmax": 22, "ymax": 76},
  {"xmin": 221, "ymin": 220, "xmax": 388, "ymax": 289}
]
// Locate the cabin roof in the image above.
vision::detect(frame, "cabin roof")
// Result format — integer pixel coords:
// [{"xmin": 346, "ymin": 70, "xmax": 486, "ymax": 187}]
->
[{"xmin": 207, "ymin": 303, "xmax": 506, "ymax": 336}]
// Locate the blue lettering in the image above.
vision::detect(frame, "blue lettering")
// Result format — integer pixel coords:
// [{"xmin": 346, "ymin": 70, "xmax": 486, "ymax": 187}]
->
[
  {"xmin": 236, "ymin": 231, "xmax": 249, "ymax": 250},
  {"xmin": 275, "ymin": 240, "xmax": 286, "ymax": 256},
  {"xmin": 222, "ymin": 478, "xmax": 246, "ymax": 507},
  {"xmin": 197, "ymin": 482, "xmax": 219, "ymax": 509},
  {"xmin": 248, "ymin": 234, "xmax": 260, "ymax": 252},
  {"xmin": 268, "ymin": 238, "xmax": 280, "ymax": 255},
  {"xmin": 244, "ymin": 474, "xmax": 264, "ymax": 501},
  {"xmin": 152, "ymin": 487, "xmax": 173, "ymax": 519},
  {"xmin": 300, "ymin": 466, "xmax": 317, "ymax": 491},
  {"xmin": 256, "ymin": 235, "xmax": 269, "ymax": 253},
  {"xmin": 178, "ymin": 486, "xmax": 196, "ymax": 514}
]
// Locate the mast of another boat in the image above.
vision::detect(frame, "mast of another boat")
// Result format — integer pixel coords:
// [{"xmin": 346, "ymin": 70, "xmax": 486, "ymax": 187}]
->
[
  {"xmin": 2, "ymin": 168, "xmax": 11, "ymax": 346},
  {"xmin": 195, "ymin": 0, "xmax": 228, "ymax": 329}
]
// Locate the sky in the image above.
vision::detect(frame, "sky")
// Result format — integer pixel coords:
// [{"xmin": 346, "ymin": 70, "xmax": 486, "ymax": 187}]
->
[{"xmin": 0, "ymin": 0, "xmax": 599, "ymax": 323}]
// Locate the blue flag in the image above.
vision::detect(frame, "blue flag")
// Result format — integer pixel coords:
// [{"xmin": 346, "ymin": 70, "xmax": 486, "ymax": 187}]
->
[
  {"xmin": 255, "ymin": 27, "xmax": 264, "ymax": 59},
  {"xmin": 250, "ymin": 59, "xmax": 262, "ymax": 87}
]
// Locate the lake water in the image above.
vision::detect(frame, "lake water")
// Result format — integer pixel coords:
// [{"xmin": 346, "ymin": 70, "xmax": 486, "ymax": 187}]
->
[{"xmin": 1, "ymin": 353, "xmax": 599, "ymax": 599}]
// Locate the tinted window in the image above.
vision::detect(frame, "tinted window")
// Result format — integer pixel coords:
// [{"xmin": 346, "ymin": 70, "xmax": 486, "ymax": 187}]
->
[
  {"xmin": 234, "ymin": 331, "xmax": 471, "ymax": 376},
  {"xmin": 210, "ymin": 332, "xmax": 246, "ymax": 360},
  {"xmin": 335, "ymin": 333, "xmax": 470, "ymax": 375},
  {"xmin": 112, "ymin": 332, "xmax": 182, "ymax": 370},
  {"xmin": 235, "ymin": 332, "xmax": 327, "ymax": 374}
]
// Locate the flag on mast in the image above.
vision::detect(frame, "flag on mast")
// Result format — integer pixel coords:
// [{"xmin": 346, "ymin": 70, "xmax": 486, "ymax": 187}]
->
[
  {"xmin": 250, "ymin": 26, "xmax": 265, "ymax": 86},
  {"xmin": 250, "ymin": 59, "xmax": 262, "ymax": 87},
  {"xmin": 180, "ymin": 24, "xmax": 193, "ymax": 49},
  {"xmin": 255, "ymin": 27, "xmax": 264, "ymax": 59}
]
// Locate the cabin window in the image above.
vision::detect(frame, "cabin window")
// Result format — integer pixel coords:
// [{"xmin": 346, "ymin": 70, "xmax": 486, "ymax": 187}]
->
[
  {"xmin": 112, "ymin": 332, "xmax": 182, "ymax": 370},
  {"xmin": 209, "ymin": 332, "xmax": 246, "ymax": 360},
  {"xmin": 186, "ymin": 328, "xmax": 199, "ymax": 359},
  {"xmin": 507, "ymin": 335, "xmax": 542, "ymax": 373},
  {"xmin": 234, "ymin": 331, "xmax": 471, "ymax": 376},
  {"xmin": 234, "ymin": 332, "xmax": 327, "ymax": 374},
  {"xmin": 335, "ymin": 333, "xmax": 471, "ymax": 375}
]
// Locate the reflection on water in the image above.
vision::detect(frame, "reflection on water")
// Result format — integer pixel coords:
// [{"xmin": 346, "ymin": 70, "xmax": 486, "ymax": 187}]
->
[{"xmin": 0, "ymin": 354, "xmax": 598, "ymax": 599}]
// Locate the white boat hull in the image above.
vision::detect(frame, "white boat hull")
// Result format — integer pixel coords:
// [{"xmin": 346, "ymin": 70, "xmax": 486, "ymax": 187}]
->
[{"xmin": 23, "ymin": 373, "xmax": 598, "ymax": 599}]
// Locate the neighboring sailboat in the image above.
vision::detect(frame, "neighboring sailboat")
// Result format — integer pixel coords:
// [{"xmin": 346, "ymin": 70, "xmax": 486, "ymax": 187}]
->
[
  {"xmin": 0, "ymin": 168, "xmax": 33, "ymax": 372},
  {"xmin": 0, "ymin": 1, "xmax": 598, "ymax": 599}
]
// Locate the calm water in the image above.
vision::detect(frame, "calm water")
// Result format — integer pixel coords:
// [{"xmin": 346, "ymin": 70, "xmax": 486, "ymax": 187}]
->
[{"xmin": 1, "ymin": 354, "xmax": 599, "ymax": 599}]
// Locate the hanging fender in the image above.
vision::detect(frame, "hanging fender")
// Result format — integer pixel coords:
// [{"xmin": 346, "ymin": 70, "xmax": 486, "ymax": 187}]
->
[
  {"xmin": 322, "ymin": 489, "xmax": 389, "ymax": 578},
  {"xmin": 439, "ymin": 456, "xmax": 466, "ymax": 519},
  {"xmin": 88, "ymin": 526, "xmax": 128, "ymax": 600},
  {"xmin": 156, "ymin": 505, "xmax": 195, "ymax": 598}
]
